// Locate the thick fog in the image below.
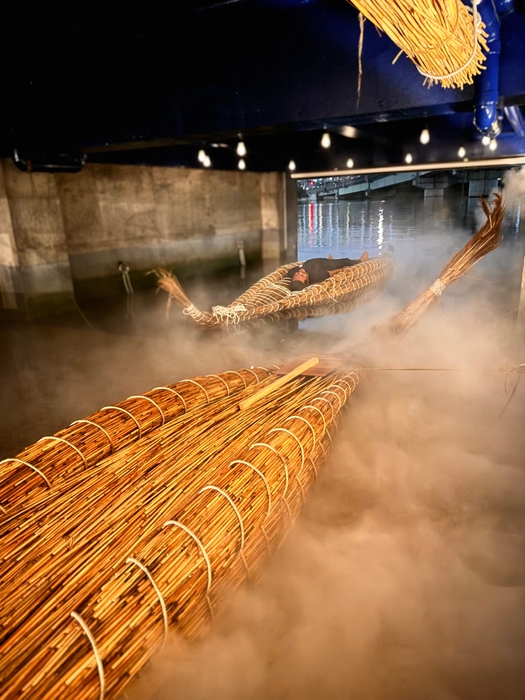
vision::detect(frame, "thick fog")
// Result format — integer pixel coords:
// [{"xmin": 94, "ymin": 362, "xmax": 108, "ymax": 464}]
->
[{"xmin": 122, "ymin": 181, "xmax": 525, "ymax": 700}]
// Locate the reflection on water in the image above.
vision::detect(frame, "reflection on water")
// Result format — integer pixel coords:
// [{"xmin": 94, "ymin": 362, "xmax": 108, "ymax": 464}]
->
[
  {"xmin": 298, "ymin": 198, "xmax": 481, "ymax": 262},
  {"xmin": 298, "ymin": 196, "xmax": 522, "ymax": 274}
]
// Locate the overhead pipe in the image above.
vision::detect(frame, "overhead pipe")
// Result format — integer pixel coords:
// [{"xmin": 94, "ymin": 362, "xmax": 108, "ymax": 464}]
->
[{"xmin": 473, "ymin": 0, "xmax": 503, "ymax": 138}]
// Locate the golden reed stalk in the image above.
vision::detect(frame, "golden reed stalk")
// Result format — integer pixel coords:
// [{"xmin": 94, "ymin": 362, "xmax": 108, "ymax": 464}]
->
[{"xmin": 346, "ymin": 0, "xmax": 489, "ymax": 89}]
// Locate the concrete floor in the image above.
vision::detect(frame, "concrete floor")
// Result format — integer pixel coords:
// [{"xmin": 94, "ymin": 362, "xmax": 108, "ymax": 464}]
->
[{"xmin": 1, "ymin": 192, "xmax": 524, "ymax": 699}]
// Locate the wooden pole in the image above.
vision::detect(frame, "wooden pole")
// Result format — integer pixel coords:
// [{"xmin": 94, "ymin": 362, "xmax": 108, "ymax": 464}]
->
[{"xmin": 239, "ymin": 358, "xmax": 319, "ymax": 411}]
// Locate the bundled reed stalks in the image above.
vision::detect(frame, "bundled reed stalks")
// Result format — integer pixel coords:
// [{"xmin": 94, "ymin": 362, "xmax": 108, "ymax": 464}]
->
[
  {"xmin": 0, "ymin": 365, "xmax": 359, "ymax": 700},
  {"xmin": 346, "ymin": 0, "xmax": 489, "ymax": 89},
  {"xmin": 153, "ymin": 256, "xmax": 393, "ymax": 328},
  {"xmin": 0, "ymin": 366, "xmax": 270, "ymax": 517},
  {"xmin": 385, "ymin": 194, "xmax": 505, "ymax": 334}
]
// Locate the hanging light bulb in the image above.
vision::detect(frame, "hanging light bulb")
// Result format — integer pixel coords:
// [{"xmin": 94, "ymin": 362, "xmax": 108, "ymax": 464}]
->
[
  {"xmin": 405, "ymin": 153, "xmax": 413, "ymax": 164},
  {"xmin": 288, "ymin": 160, "xmax": 296, "ymax": 171},
  {"xmin": 419, "ymin": 128, "xmax": 430, "ymax": 145},
  {"xmin": 321, "ymin": 131, "xmax": 331, "ymax": 149},
  {"xmin": 236, "ymin": 140, "xmax": 246, "ymax": 157},
  {"xmin": 203, "ymin": 155, "xmax": 211, "ymax": 167},
  {"xmin": 238, "ymin": 158, "xmax": 246, "ymax": 170},
  {"xmin": 481, "ymin": 134, "xmax": 491, "ymax": 147},
  {"xmin": 197, "ymin": 149, "xmax": 206, "ymax": 163},
  {"xmin": 457, "ymin": 145, "xmax": 466, "ymax": 158},
  {"xmin": 489, "ymin": 138, "xmax": 498, "ymax": 151},
  {"xmin": 346, "ymin": 158, "xmax": 354, "ymax": 168}
]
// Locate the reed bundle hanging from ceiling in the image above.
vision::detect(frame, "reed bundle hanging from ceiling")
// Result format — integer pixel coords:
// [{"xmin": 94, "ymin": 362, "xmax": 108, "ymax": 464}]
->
[
  {"xmin": 154, "ymin": 256, "xmax": 394, "ymax": 328},
  {"xmin": 346, "ymin": 0, "xmax": 489, "ymax": 89},
  {"xmin": 0, "ymin": 363, "xmax": 358, "ymax": 700}
]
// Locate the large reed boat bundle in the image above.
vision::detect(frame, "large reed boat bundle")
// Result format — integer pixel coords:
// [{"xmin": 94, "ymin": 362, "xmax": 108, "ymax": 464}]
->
[
  {"xmin": 346, "ymin": 0, "xmax": 489, "ymax": 89},
  {"xmin": 154, "ymin": 255, "xmax": 394, "ymax": 328},
  {"xmin": 0, "ymin": 359, "xmax": 358, "ymax": 700}
]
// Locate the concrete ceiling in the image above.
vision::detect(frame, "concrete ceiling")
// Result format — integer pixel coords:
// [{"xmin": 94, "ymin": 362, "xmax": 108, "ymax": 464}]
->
[{"xmin": 2, "ymin": 0, "xmax": 525, "ymax": 173}]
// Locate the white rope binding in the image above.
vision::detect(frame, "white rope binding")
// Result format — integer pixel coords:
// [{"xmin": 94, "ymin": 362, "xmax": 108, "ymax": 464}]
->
[
  {"xmin": 268, "ymin": 427, "xmax": 305, "ymax": 474},
  {"xmin": 126, "ymin": 557, "xmax": 169, "ymax": 645},
  {"xmin": 178, "ymin": 380, "xmax": 210, "ymax": 404},
  {"xmin": 211, "ymin": 303, "xmax": 247, "ymax": 324},
  {"xmin": 128, "ymin": 395, "xmax": 165, "ymax": 425},
  {"xmin": 429, "ymin": 278, "xmax": 446, "ymax": 297},
  {"xmin": 249, "ymin": 442, "xmax": 289, "ymax": 498},
  {"xmin": 70, "ymin": 420, "xmax": 114, "ymax": 452},
  {"xmin": 163, "ymin": 520, "xmax": 213, "ymax": 593},
  {"xmin": 152, "ymin": 387, "xmax": 187, "ymax": 413},
  {"xmin": 229, "ymin": 460, "xmax": 272, "ymax": 517},
  {"xmin": 70, "ymin": 611, "xmax": 105, "ymax": 700},
  {"xmin": 37, "ymin": 435, "xmax": 87, "ymax": 469},
  {"xmin": 199, "ymin": 485, "xmax": 245, "ymax": 550},
  {"xmin": 0, "ymin": 458, "xmax": 51, "ymax": 489},
  {"xmin": 99, "ymin": 406, "xmax": 142, "ymax": 438}
]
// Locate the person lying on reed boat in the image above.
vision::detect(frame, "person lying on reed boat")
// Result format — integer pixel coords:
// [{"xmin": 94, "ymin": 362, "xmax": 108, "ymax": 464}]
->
[{"xmin": 287, "ymin": 252, "xmax": 369, "ymax": 292}]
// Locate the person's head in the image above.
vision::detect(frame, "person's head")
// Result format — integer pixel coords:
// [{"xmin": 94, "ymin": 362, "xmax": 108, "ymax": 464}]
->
[{"xmin": 289, "ymin": 267, "xmax": 309, "ymax": 292}]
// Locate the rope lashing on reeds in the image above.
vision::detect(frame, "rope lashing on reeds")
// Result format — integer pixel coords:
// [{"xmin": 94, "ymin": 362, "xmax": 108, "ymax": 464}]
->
[
  {"xmin": 346, "ymin": 0, "xmax": 489, "ymax": 89},
  {"xmin": 0, "ymin": 366, "xmax": 269, "ymax": 516},
  {"xmin": 384, "ymin": 194, "xmax": 505, "ymax": 334},
  {"xmin": 0, "ymin": 369, "xmax": 359, "ymax": 700},
  {"xmin": 153, "ymin": 255, "xmax": 394, "ymax": 328}
]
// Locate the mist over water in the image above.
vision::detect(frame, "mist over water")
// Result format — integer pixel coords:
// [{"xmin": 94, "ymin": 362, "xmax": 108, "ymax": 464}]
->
[{"xmin": 124, "ymin": 186, "xmax": 525, "ymax": 700}]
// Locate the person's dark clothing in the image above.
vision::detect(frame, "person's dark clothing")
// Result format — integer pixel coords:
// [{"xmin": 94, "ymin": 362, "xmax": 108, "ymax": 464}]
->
[{"xmin": 287, "ymin": 257, "xmax": 360, "ymax": 285}]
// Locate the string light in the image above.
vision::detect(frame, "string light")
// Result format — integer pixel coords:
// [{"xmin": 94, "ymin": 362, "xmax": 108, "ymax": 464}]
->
[
  {"xmin": 481, "ymin": 134, "xmax": 491, "ymax": 146},
  {"xmin": 405, "ymin": 153, "xmax": 413, "ymax": 164},
  {"xmin": 489, "ymin": 138, "xmax": 498, "ymax": 151},
  {"xmin": 203, "ymin": 155, "xmax": 211, "ymax": 167},
  {"xmin": 238, "ymin": 158, "xmax": 246, "ymax": 170},
  {"xmin": 197, "ymin": 149, "xmax": 206, "ymax": 163},
  {"xmin": 457, "ymin": 146, "xmax": 466, "ymax": 158},
  {"xmin": 288, "ymin": 160, "xmax": 296, "ymax": 171},
  {"xmin": 236, "ymin": 139, "xmax": 246, "ymax": 157},
  {"xmin": 321, "ymin": 131, "xmax": 331, "ymax": 149},
  {"xmin": 346, "ymin": 158, "xmax": 354, "ymax": 168},
  {"xmin": 419, "ymin": 129, "xmax": 430, "ymax": 145}
]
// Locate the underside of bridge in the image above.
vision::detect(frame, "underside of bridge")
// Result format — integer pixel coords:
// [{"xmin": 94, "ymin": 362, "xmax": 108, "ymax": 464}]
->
[{"xmin": 2, "ymin": 0, "xmax": 525, "ymax": 174}]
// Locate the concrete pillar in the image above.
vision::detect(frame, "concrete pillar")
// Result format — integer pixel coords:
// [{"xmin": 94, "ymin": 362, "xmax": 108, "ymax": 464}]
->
[
  {"xmin": 284, "ymin": 173, "xmax": 298, "ymax": 262},
  {"xmin": 1, "ymin": 160, "xmax": 75, "ymax": 319},
  {"xmin": 260, "ymin": 172, "xmax": 297, "ymax": 261},
  {"xmin": 424, "ymin": 188, "xmax": 444, "ymax": 198},
  {"xmin": 260, "ymin": 172, "xmax": 283, "ymax": 260},
  {"xmin": 0, "ymin": 166, "xmax": 20, "ymax": 313},
  {"xmin": 468, "ymin": 177, "xmax": 499, "ymax": 198}
]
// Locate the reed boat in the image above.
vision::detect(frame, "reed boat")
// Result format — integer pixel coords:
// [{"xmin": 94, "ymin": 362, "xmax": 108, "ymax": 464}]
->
[{"xmin": 154, "ymin": 254, "xmax": 395, "ymax": 328}]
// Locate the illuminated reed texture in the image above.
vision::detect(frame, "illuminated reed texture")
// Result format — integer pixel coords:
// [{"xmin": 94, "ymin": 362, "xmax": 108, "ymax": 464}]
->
[
  {"xmin": 0, "ymin": 366, "xmax": 270, "ymax": 516},
  {"xmin": 346, "ymin": 0, "xmax": 489, "ymax": 89},
  {"xmin": 0, "ymin": 370, "xmax": 359, "ymax": 700}
]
